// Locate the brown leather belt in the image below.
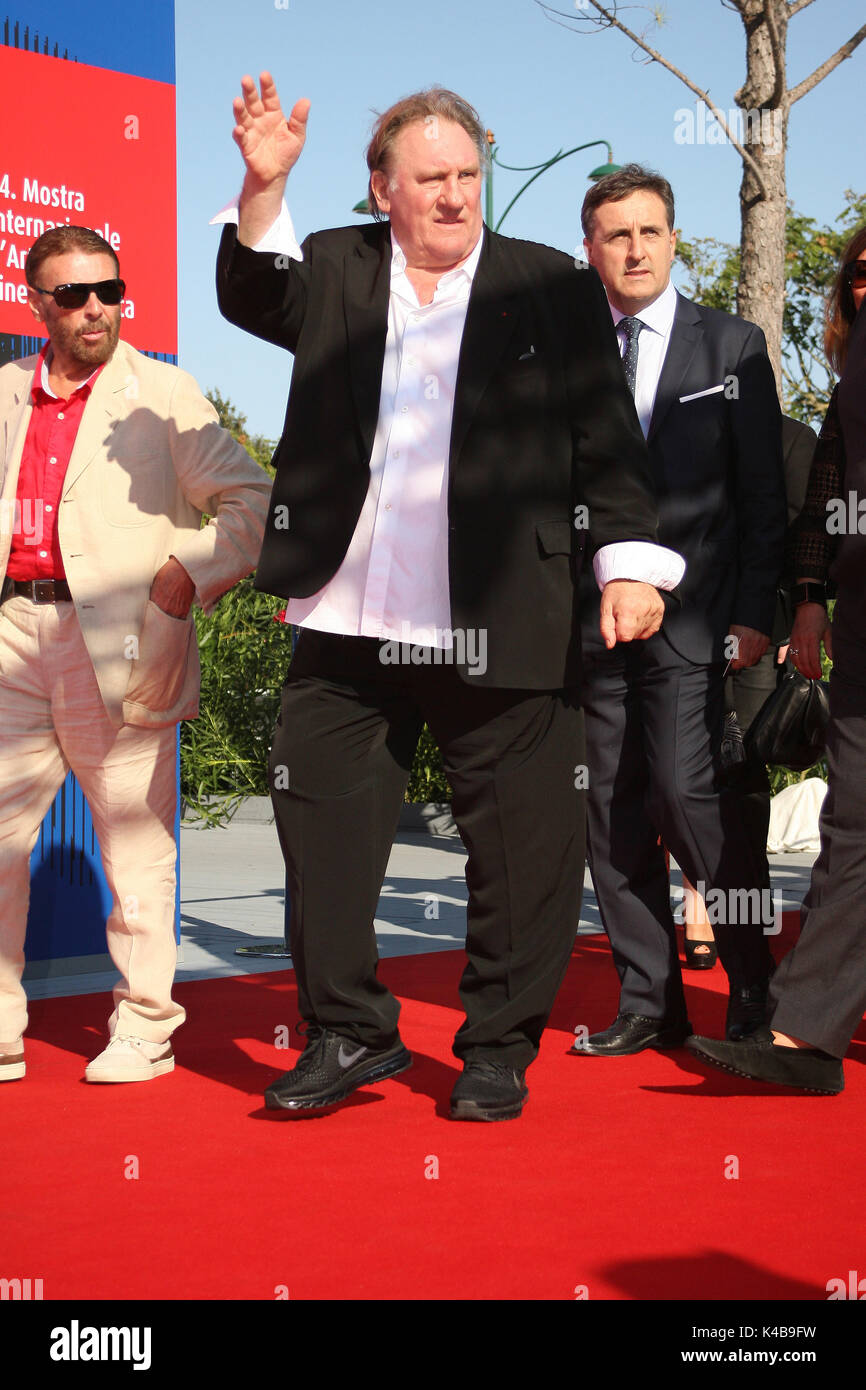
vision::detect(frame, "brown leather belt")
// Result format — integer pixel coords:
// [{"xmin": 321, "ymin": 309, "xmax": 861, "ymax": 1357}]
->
[{"xmin": 1, "ymin": 577, "xmax": 73, "ymax": 603}]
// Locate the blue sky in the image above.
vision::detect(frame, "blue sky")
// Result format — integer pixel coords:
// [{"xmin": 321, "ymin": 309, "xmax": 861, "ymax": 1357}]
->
[{"xmin": 173, "ymin": 0, "xmax": 865, "ymax": 440}]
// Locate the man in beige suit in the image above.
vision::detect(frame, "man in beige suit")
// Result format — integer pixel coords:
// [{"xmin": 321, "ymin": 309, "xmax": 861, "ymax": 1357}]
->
[{"xmin": 0, "ymin": 225, "xmax": 271, "ymax": 1083}]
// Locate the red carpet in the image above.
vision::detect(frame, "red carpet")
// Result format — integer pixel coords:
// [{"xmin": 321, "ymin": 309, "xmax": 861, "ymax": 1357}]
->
[{"xmin": 5, "ymin": 912, "xmax": 865, "ymax": 1301}]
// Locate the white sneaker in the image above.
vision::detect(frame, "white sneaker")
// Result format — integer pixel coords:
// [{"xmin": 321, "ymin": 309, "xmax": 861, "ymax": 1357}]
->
[
  {"xmin": 0, "ymin": 1037, "xmax": 25, "ymax": 1081},
  {"xmin": 85, "ymin": 1035, "xmax": 174, "ymax": 1083}
]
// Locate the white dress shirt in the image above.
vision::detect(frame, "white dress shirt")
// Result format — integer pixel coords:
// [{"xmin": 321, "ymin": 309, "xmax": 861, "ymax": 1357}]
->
[
  {"xmin": 283, "ymin": 226, "xmax": 482, "ymax": 647},
  {"xmin": 211, "ymin": 202, "xmax": 685, "ymax": 639}
]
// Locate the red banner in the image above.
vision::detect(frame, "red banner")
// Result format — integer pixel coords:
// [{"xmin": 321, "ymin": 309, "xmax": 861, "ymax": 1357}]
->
[{"xmin": 0, "ymin": 47, "xmax": 177, "ymax": 354}]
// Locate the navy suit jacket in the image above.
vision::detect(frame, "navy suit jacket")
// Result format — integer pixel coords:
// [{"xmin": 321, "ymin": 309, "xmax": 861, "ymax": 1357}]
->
[{"xmin": 582, "ymin": 290, "xmax": 786, "ymax": 665}]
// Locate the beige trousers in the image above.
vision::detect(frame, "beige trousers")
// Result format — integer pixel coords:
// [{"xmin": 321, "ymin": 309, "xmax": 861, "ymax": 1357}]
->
[{"xmin": 0, "ymin": 596, "xmax": 185, "ymax": 1044}]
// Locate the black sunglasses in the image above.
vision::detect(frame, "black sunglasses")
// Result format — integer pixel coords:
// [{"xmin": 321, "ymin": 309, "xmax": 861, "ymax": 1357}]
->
[
  {"xmin": 843, "ymin": 260, "xmax": 866, "ymax": 287},
  {"xmin": 33, "ymin": 278, "xmax": 126, "ymax": 309}
]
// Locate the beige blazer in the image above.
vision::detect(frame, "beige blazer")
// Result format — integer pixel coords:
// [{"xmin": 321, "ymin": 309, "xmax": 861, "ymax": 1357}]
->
[{"xmin": 0, "ymin": 339, "xmax": 271, "ymax": 727}]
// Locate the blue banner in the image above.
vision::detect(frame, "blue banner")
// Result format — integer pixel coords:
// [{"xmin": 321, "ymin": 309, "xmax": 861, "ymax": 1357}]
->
[{"xmin": 1, "ymin": 0, "xmax": 175, "ymax": 82}]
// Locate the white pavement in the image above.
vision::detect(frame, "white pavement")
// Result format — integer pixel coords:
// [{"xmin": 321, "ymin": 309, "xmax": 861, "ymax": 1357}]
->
[{"xmin": 24, "ymin": 800, "xmax": 818, "ymax": 1002}]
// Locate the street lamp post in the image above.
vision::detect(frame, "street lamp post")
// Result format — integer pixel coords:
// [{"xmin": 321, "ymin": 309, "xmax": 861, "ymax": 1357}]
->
[{"xmin": 484, "ymin": 133, "xmax": 620, "ymax": 232}]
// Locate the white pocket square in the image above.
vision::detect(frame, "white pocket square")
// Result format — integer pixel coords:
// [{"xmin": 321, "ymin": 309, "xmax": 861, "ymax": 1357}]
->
[{"xmin": 679, "ymin": 384, "xmax": 725, "ymax": 403}]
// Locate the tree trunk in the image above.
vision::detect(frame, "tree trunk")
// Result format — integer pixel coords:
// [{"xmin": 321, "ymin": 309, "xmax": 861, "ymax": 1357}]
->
[{"xmin": 734, "ymin": 0, "xmax": 789, "ymax": 390}]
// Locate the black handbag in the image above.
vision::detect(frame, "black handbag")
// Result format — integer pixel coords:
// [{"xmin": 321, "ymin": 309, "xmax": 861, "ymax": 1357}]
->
[{"xmin": 745, "ymin": 665, "xmax": 831, "ymax": 771}]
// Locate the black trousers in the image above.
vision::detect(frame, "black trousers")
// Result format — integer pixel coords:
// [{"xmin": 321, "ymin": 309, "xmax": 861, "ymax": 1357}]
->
[
  {"xmin": 268, "ymin": 630, "xmax": 586, "ymax": 1068},
  {"xmin": 771, "ymin": 628, "xmax": 866, "ymax": 1056},
  {"xmin": 581, "ymin": 634, "xmax": 775, "ymax": 1022}
]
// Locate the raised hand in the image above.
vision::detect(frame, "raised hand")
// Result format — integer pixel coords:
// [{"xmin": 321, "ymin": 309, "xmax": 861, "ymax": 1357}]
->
[{"xmin": 233, "ymin": 72, "xmax": 310, "ymax": 189}]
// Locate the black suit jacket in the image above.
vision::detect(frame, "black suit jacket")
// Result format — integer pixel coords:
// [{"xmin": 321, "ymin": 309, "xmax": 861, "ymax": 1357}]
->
[
  {"xmin": 583, "ymin": 291, "xmax": 786, "ymax": 665},
  {"xmin": 772, "ymin": 415, "xmax": 817, "ymax": 642},
  {"xmin": 217, "ymin": 221, "xmax": 663, "ymax": 689}
]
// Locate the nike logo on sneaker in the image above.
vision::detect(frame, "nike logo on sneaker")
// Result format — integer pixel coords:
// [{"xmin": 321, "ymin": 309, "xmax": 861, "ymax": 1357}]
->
[{"xmin": 337, "ymin": 1043, "xmax": 367, "ymax": 1069}]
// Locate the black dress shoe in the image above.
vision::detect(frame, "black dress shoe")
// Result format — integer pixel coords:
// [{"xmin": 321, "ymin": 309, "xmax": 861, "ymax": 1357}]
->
[
  {"xmin": 264, "ymin": 1026, "xmax": 412, "ymax": 1111},
  {"xmin": 571, "ymin": 1012, "xmax": 692, "ymax": 1056},
  {"xmin": 726, "ymin": 979, "xmax": 773, "ymax": 1040},
  {"xmin": 686, "ymin": 1027, "xmax": 844, "ymax": 1094},
  {"xmin": 450, "ymin": 1059, "xmax": 528, "ymax": 1121}
]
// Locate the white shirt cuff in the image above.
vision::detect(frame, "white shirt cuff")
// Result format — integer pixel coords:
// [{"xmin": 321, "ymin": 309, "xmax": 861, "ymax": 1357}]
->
[
  {"xmin": 209, "ymin": 197, "xmax": 302, "ymax": 258},
  {"xmin": 593, "ymin": 541, "xmax": 685, "ymax": 591}
]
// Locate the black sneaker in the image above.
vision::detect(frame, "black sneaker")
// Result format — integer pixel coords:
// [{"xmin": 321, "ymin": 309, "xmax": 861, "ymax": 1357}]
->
[
  {"xmin": 450, "ymin": 1059, "xmax": 528, "ymax": 1122},
  {"xmin": 265, "ymin": 1026, "xmax": 412, "ymax": 1111}
]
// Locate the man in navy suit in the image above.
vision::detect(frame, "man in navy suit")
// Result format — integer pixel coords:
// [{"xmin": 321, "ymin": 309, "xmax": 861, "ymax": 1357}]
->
[{"xmin": 571, "ymin": 165, "xmax": 787, "ymax": 1057}]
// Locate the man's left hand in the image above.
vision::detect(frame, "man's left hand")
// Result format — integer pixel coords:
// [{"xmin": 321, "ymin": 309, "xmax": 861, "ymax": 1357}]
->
[
  {"xmin": 727, "ymin": 624, "xmax": 769, "ymax": 670},
  {"xmin": 600, "ymin": 580, "xmax": 665, "ymax": 648},
  {"xmin": 150, "ymin": 558, "xmax": 196, "ymax": 618}
]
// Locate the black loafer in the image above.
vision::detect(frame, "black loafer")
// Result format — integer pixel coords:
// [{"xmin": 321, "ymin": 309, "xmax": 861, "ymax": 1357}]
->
[
  {"xmin": 450, "ymin": 1059, "xmax": 528, "ymax": 1121},
  {"xmin": 571, "ymin": 1012, "xmax": 692, "ymax": 1056},
  {"xmin": 726, "ymin": 980, "xmax": 773, "ymax": 1040},
  {"xmin": 686, "ymin": 1027, "xmax": 844, "ymax": 1094},
  {"xmin": 265, "ymin": 1027, "xmax": 412, "ymax": 1111}
]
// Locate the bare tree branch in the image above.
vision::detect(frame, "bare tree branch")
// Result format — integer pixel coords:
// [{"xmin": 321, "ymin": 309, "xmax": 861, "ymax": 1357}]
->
[
  {"xmin": 787, "ymin": 0, "xmax": 817, "ymax": 17},
  {"xmin": 783, "ymin": 334, "xmax": 829, "ymax": 406},
  {"xmin": 763, "ymin": 1, "xmax": 786, "ymax": 108},
  {"xmin": 788, "ymin": 23, "xmax": 866, "ymax": 104},
  {"xmin": 535, "ymin": 0, "xmax": 768, "ymax": 194}
]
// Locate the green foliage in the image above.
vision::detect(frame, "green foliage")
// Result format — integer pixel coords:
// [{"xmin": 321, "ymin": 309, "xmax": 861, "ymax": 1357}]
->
[
  {"xmin": 783, "ymin": 191, "xmax": 866, "ymax": 424},
  {"xmin": 406, "ymin": 723, "xmax": 451, "ymax": 803},
  {"xmin": 676, "ymin": 235, "xmax": 739, "ymax": 314},
  {"xmin": 768, "ymin": 760, "xmax": 826, "ymax": 795},
  {"xmin": 181, "ymin": 578, "xmax": 290, "ymax": 823},
  {"xmin": 677, "ymin": 191, "xmax": 866, "ymax": 427},
  {"xmin": 181, "ymin": 393, "xmax": 282, "ymax": 823}
]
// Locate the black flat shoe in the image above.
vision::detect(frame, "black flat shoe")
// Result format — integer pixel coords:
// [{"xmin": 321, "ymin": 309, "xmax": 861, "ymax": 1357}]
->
[
  {"xmin": 686, "ymin": 1027, "xmax": 844, "ymax": 1094},
  {"xmin": 571, "ymin": 1012, "xmax": 692, "ymax": 1056},
  {"xmin": 683, "ymin": 933, "xmax": 718, "ymax": 970}
]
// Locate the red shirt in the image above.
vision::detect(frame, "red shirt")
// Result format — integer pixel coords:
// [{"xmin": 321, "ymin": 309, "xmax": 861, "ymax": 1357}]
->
[{"xmin": 6, "ymin": 349, "xmax": 104, "ymax": 581}]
